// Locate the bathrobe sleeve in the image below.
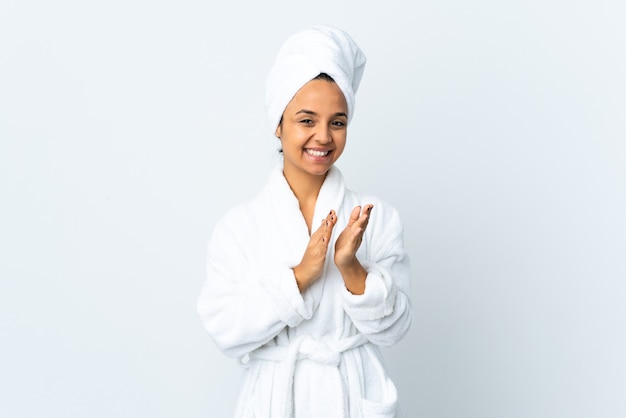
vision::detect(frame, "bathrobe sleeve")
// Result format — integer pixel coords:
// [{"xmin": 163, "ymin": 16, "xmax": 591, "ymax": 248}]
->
[
  {"xmin": 197, "ymin": 206, "xmax": 313, "ymax": 359},
  {"xmin": 341, "ymin": 202, "xmax": 412, "ymax": 346}
]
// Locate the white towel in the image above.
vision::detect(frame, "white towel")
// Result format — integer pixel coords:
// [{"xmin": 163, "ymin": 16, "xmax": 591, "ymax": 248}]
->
[{"xmin": 265, "ymin": 25, "xmax": 367, "ymax": 132}]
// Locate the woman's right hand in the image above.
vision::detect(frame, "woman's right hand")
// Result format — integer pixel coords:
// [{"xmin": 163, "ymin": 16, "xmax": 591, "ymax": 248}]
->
[{"xmin": 293, "ymin": 210, "xmax": 337, "ymax": 292}]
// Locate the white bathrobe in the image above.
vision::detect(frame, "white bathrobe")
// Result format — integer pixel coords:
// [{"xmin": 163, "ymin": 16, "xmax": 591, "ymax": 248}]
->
[{"xmin": 197, "ymin": 165, "xmax": 412, "ymax": 418}]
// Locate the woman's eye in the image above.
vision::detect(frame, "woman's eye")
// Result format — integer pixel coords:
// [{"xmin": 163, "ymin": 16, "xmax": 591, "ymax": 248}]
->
[
  {"xmin": 300, "ymin": 119, "xmax": 313, "ymax": 124},
  {"xmin": 332, "ymin": 121, "xmax": 345, "ymax": 127}
]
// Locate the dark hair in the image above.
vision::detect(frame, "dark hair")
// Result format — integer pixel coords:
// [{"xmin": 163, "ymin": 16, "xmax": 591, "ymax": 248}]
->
[
  {"xmin": 277, "ymin": 73, "xmax": 336, "ymax": 154},
  {"xmin": 313, "ymin": 72, "xmax": 335, "ymax": 83}
]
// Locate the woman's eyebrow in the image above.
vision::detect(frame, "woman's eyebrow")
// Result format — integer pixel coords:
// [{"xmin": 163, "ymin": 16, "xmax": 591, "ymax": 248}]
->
[
  {"xmin": 295, "ymin": 109, "xmax": 347, "ymax": 118},
  {"xmin": 295, "ymin": 109, "xmax": 316, "ymax": 116}
]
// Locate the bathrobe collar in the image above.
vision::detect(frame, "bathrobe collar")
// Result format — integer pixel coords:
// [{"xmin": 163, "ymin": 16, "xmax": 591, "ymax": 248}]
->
[
  {"xmin": 267, "ymin": 163, "xmax": 346, "ymax": 256},
  {"xmin": 261, "ymin": 164, "xmax": 347, "ymax": 314}
]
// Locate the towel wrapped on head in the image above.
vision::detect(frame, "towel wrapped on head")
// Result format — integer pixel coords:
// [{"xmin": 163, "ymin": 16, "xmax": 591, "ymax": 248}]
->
[{"xmin": 265, "ymin": 25, "xmax": 367, "ymax": 132}]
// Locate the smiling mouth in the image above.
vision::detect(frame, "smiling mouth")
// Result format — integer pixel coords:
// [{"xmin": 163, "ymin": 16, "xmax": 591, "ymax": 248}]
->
[{"xmin": 305, "ymin": 149, "xmax": 330, "ymax": 157}]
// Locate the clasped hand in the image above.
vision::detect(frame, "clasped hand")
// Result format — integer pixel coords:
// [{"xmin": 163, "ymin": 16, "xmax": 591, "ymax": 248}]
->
[{"xmin": 293, "ymin": 205, "xmax": 373, "ymax": 294}]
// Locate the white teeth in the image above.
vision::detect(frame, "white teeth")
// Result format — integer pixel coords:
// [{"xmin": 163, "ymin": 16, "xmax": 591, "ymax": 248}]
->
[{"xmin": 306, "ymin": 149, "xmax": 329, "ymax": 157}]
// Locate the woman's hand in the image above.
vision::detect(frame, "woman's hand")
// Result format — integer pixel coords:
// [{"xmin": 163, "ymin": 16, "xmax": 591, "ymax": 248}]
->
[
  {"xmin": 334, "ymin": 205, "xmax": 372, "ymax": 294},
  {"xmin": 293, "ymin": 210, "xmax": 337, "ymax": 292}
]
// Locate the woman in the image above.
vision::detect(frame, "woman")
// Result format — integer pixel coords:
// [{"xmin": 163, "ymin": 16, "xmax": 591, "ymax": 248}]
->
[{"xmin": 197, "ymin": 25, "xmax": 412, "ymax": 418}]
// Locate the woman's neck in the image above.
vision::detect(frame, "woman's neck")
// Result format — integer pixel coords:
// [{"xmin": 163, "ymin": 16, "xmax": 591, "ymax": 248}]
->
[{"xmin": 283, "ymin": 167, "xmax": 328, "ymax": 233}]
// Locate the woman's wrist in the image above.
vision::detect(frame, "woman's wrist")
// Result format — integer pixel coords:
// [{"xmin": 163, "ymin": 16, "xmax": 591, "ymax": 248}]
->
[
  {"xmin": 292, "ymin": 264, "xmax": 309, "ymax": 293},
  {"xmin": 337, "ymin": 258, "xmax": 367, "ymax": 295}
]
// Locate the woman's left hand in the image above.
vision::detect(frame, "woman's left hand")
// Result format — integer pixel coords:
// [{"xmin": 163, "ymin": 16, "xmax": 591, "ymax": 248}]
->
[{"xmin": 334, "ymin": 205, "xmax": 372, "ymax": 294}]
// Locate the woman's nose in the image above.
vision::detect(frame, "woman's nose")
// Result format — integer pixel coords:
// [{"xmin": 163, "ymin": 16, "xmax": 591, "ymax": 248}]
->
[{"xmin": 314, "ymin": 125, "xmax": 332, "ymax": 143}]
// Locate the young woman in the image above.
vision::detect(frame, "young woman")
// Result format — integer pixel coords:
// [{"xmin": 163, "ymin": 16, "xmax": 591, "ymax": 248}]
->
[{"xmin": 197, "ymin": 25, "xmax": 412, "ymax": 418}]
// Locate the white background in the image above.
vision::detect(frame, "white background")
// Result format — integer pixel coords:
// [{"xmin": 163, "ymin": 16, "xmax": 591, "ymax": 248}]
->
[{"xmin": 1, "ymin": 0, "xmax": 625, "ymax": 417}]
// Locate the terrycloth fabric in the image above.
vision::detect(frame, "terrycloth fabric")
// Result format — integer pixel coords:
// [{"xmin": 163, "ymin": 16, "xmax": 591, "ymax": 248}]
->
[
  {"xmin": 197, "ymin": 165, "xmax": 412, "ymax": 417},
  {"xmin": 265, "ymin": 25, "xmax": 367, "ymax": 132}
]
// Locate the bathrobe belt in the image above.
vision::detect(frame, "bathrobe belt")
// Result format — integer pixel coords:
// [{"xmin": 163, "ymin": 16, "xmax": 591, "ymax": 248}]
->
[{"xmin": 248, "ymin": 333, "xmax": 369, "ymax": 417}]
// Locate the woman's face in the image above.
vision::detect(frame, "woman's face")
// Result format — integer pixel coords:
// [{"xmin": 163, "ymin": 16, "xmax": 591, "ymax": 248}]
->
[{"xmin": 275, "ymin": 79, "xmax": 348, "ymax": 181}]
